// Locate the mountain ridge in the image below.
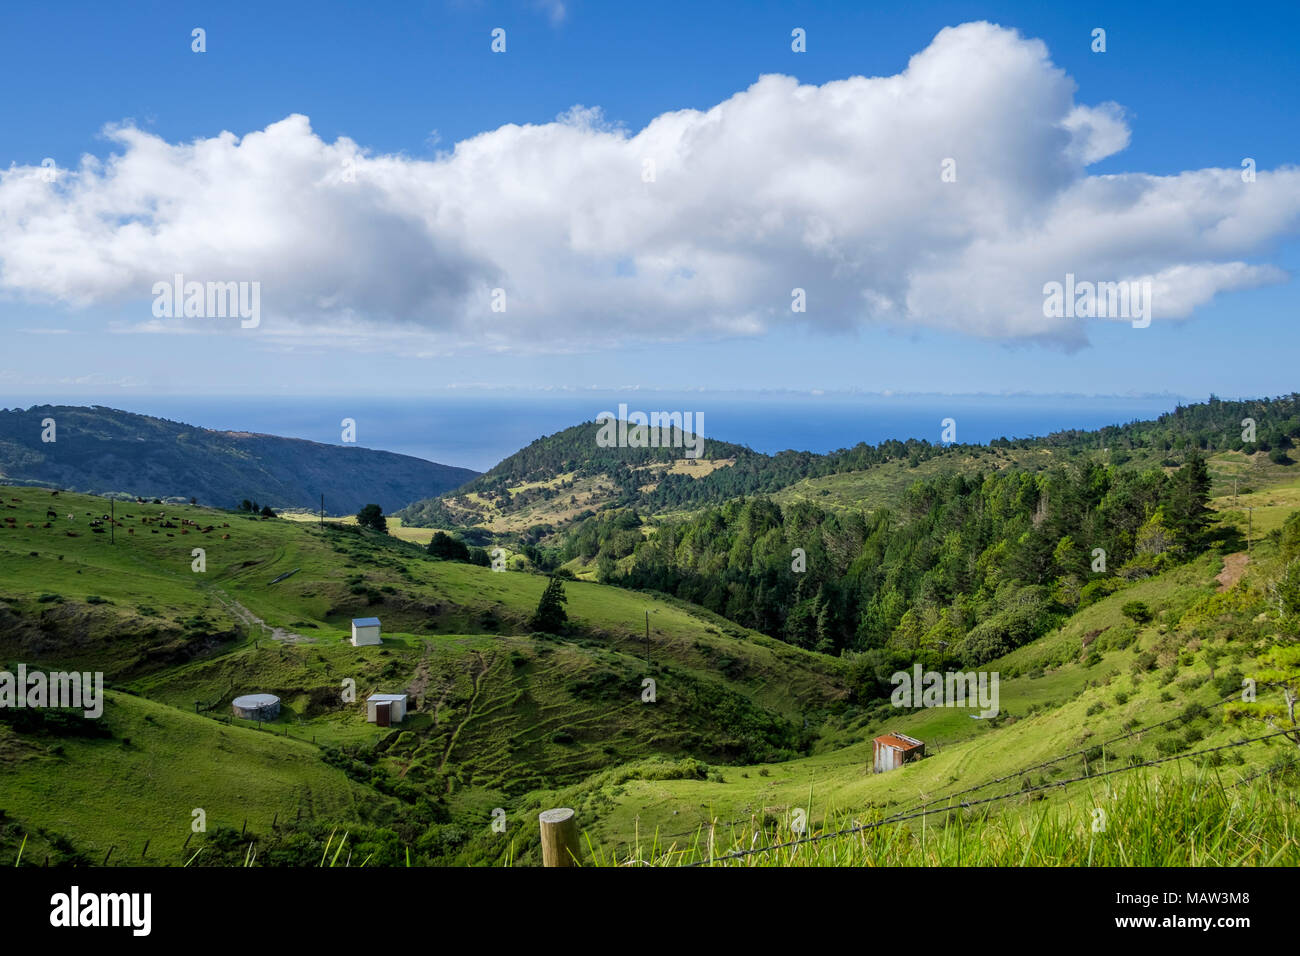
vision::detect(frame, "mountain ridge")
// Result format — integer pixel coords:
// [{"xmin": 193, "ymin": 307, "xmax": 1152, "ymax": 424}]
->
[{"xmin": 0, "ymin": 404, "xmax": 479, "ymax": 514}]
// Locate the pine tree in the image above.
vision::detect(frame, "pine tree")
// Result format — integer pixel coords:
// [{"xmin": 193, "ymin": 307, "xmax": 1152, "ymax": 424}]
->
[
  {"xmin": 1165, "ymin": 452, "xmax": 1211, "ymax": 551},
  {"xmin": 529, "ymin": 577, "xmax": 568, "ymax": 633}
]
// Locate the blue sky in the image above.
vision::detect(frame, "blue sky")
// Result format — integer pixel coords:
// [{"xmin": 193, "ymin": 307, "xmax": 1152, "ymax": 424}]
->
[{"xmin": 1, "ymin": 0, "xmax": 1298, "ymax": 402}]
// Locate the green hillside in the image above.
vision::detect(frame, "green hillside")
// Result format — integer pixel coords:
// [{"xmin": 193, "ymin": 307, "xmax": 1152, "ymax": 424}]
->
[
  {"xmin": 2, "ymin": 395, "xmax": 1300, "ymax": 868},
  {"xmin": 0, "ymin": 404, "xmax": 478, "ymax": 514},
  {"xmin": 0, "ymin": 487, "xmax": 846, "ymax": 865},
  {"xmin": 398, "ymin": 393, "xmax": 1300, "ymax": 537}
]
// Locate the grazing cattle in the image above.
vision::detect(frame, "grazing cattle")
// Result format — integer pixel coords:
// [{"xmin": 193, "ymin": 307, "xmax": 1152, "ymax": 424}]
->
[
  {"xmin": 127, "ymin": 528, "xmax": 134, "ymax": 535},
  {"xmin": 50, "ymin": 491, "xmax": 58, "ymax": 497},
  {"xmin": 151, "ymin": 530, "xmax": 159, "ymax": 534},
  {"xmin": 92, "ymin": 527, "xmax": 105, "ymax": 534},
  {"xmin": 66, "ymin": 531, "xmax": 78, "ymax": 537},
  {"xmin": 46, "ymin": 510, "xmax": 57, "ymax": 519},
  {"xmin": 66, "ymin": 514, "xmax": 73, "ymax": 521},
  {"xmin": 41, "ymin": 522, "xmax": 50, "ymax": 528},
  {"xmin": 222, "ymin": 534, "xmax": 230, "ymax": 539},
  {"xmin": 10, "ymin": 497, "xmax": 20, "ymax": 502},
  {"xmin": 166, "ymin": 533, "xmax": 174, "ymax": 537}
]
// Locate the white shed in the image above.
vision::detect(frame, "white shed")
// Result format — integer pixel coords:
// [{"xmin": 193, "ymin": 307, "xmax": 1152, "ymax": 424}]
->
[
  {"xmin": 351, "ymin": 617, "xmax": 382, "ymax": 646},
  {"xmin": 367, "ymin": 693, "xmax": 408, "ymax": 726}
]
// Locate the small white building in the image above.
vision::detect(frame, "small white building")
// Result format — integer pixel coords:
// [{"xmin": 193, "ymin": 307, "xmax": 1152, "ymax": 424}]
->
[
  {"xmin": 351, "ymin": 617, "xmax": 382, "ymax": 646},
  {"xmin": 367, "ymin": 693, "xmax": 408, "ymax": 727}
]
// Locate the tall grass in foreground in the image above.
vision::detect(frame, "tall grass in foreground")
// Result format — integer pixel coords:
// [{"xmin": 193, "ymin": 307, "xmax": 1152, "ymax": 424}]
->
[{"xmin": 592, "ymin": 768, "xmax": 1300, "ymax": 866}]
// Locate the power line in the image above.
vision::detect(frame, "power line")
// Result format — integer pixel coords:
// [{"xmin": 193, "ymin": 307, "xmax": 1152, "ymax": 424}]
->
[
  {"xmin": 678, "ymin": 728, "xmax": 1297, "ymax": 867},
  {"xmin": 893, "ymin": 670, "xmax": 1300, "ymax": 818}
]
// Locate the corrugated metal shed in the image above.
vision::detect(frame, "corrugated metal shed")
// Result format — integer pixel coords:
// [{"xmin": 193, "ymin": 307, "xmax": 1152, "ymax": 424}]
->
[{"xmin": 873, "ymin": 732, "xmax": 925, "ymax": 773}]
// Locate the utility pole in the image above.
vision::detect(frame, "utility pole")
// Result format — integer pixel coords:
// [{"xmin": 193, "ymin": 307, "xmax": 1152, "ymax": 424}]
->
[{"xmin": 645, "ymin": 610, "xmax": 651, "ymax": 671}]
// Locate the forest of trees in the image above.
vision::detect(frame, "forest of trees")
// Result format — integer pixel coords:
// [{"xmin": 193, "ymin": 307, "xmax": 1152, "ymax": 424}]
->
[
  {"xmin": 556, "ymin": 455, "xmax": 1220, "ymax": 681},
  {"xmin": 399, "ymin": 394, "xmax": 1300, "ymax": 527}
]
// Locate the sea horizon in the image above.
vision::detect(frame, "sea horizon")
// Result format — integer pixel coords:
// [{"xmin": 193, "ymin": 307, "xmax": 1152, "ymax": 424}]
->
[{"xmin": 0, "ymin": 391, "xmax": 1207, "ymax": 473}]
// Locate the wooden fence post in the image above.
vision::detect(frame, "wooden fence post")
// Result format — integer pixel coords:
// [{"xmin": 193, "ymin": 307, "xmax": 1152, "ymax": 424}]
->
[{"xmin": 538, "ymin": 808, "xmax": 579, "ymax": 867}]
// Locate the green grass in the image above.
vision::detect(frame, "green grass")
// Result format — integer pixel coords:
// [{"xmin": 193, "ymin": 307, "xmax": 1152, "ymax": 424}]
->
[
  {"xmin": 0, "ymin": 488, "xmax": 847, "ymax": 862},
  {"xmin": 2, "ymin": 478, "xmax": 1299, "ymax": 867},
  {"xmin": 593, "ymin": 767, "xmax": 1300, "ymax": 866},
  {"xmin": 0, "ymin": 691, "xmax": 363, "ymax": 865}
]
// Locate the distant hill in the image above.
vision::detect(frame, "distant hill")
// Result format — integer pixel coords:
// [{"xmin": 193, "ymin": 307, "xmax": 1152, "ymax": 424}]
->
[
  {"xmin": 396, "ymin": 419, "xmax": 753, "ymax": 530},
  {"xmin": 398, "ymin": 393, "xmax": 1300, "ymax": 532},
  {"xmin": 0, "ymin": 405, "xmax": 479, "ymax": 514}
]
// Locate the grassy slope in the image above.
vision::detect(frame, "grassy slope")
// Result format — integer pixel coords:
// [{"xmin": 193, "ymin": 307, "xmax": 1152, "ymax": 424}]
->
[
  {"xmin": 509, "ymin": 469, "xmax": 1300, "ymax": 864},
  {"xmin": 0, "ymin": 488, "xmax": 846, "ymax": 862},
  {"xmin": 0, "ymin": 690, "xmax": 363, "ymax": 865},
  {"xmin": 2, "ymin": 460, "xmax": 1298, "ymax": 866}
]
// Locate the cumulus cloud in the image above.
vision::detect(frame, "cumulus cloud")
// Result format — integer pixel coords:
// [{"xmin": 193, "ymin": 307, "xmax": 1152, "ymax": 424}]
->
[{"xmin": 0, "ymin": 21, "xmax": 1297, "ymax": 352}]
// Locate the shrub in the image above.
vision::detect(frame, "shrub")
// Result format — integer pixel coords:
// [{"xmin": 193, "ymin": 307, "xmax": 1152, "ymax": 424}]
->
[
  {"xmin": 1121, "ymin": 601, "xmax": 1153, "ymax": 624},
  {"xmin": 1154, "ymin": 736, "xmax": 1185, "ymax": 756}
]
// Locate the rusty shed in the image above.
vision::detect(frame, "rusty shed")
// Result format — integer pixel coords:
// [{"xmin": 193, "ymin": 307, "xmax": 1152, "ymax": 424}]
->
[{"xmin": 873, "ymin": 732, "xmax": 925, "ymax": 773}]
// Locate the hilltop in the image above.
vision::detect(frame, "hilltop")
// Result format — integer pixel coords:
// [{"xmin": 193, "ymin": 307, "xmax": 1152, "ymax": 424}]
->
[
  {"xmin": 397, "ymin": 393, "xmax": 1300, "ymax": 535},
  {"xmin": 0, "ymin": 405, "xmax": 479, "ymax": 514}
]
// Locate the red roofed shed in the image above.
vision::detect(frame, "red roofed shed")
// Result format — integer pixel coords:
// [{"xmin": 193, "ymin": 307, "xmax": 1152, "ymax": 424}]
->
[{"xmin": 873, "ymin": 732, "xmax": 925, "ymax": 773}]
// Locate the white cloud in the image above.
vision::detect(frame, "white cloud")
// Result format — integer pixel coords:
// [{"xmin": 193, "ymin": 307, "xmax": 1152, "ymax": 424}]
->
[{"xmin": 0, "ymin": 21, "xmax": 1296, "ymax": 353}]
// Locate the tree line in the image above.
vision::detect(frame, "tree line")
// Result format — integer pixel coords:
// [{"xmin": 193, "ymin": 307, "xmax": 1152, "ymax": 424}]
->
[{"xmin": 555, "ymin": 455, "xmax": 1217, "ymax": 674}]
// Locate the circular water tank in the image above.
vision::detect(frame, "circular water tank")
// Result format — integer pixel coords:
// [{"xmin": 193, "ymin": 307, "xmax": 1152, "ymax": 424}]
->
[{"xmin": 231, "ymin": 693, "xmax": 280, "ymax": 721}]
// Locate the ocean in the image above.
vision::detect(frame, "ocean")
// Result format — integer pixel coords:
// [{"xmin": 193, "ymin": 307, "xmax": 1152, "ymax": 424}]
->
[{"xmin": 1, "ymin": 392, "xmax": 1190, "ymax": 473}]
